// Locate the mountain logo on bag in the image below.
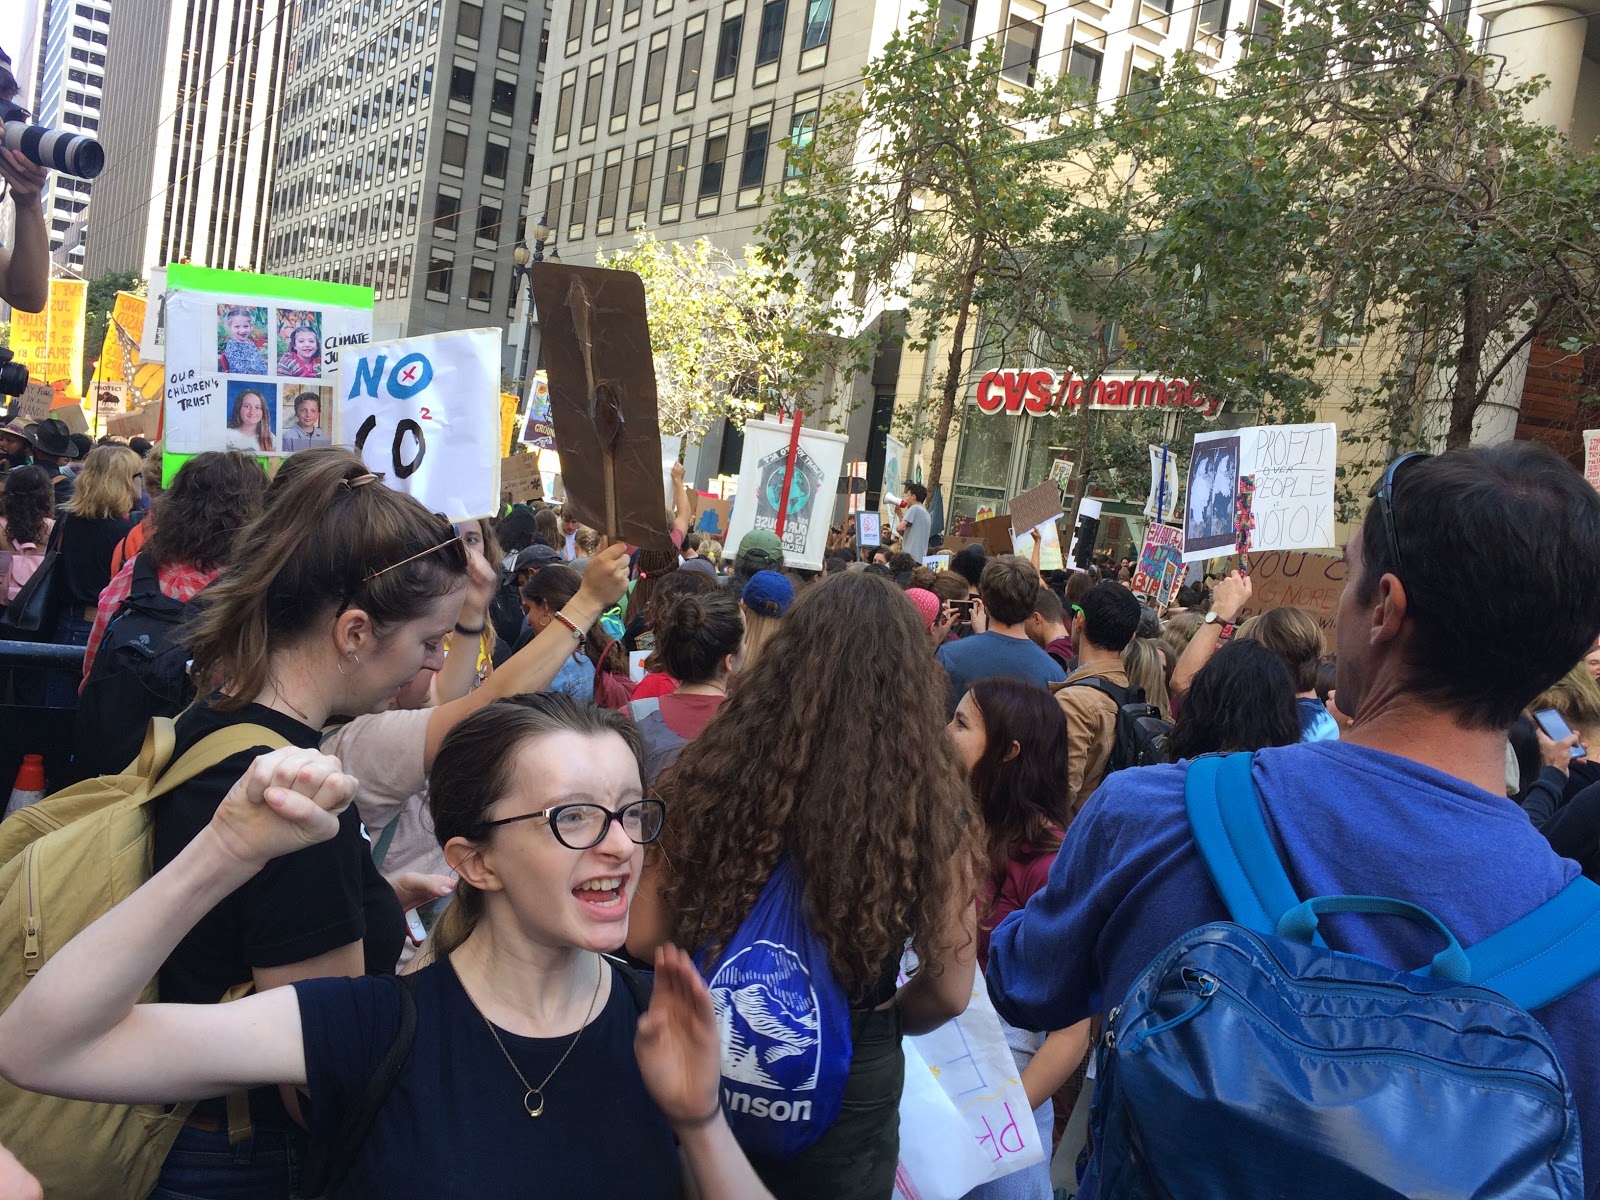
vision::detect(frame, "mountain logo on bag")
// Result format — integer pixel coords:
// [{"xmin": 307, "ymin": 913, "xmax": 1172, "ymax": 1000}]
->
[{"xmin": 710, "ymin": 940, "xmax": 821, "ymax": 1121}]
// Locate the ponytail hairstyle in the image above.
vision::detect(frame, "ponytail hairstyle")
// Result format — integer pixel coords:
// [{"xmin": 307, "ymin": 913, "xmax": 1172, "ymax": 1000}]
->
[
  {"xmin": 186, "ymin": 447, "xmax": 468, "ymax": 711},
  {"xmin": 656, "ymin": 590, "xmax": 743, "ymax": 685},
  {"xmin": 424, "ymin": 694, "xmax": 646, "ymax": 959}
]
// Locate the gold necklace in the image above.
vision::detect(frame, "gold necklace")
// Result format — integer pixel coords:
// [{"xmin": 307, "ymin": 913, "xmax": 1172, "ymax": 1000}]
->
[{"xmin": 470, "ymin": 957, "xmax": 604, "ymax": 1118}]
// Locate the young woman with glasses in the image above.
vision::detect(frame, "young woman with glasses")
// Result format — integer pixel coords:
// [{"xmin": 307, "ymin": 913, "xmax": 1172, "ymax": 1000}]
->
[{"xmin": 0, "ymin": 695, "xmax": 772, "ymax": 1198}]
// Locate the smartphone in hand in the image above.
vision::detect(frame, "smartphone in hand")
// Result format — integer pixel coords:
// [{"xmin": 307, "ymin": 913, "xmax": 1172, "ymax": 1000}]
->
[{"xmin": 1534, "ymin": 708, "xmax": 1586, "ymax": 759}]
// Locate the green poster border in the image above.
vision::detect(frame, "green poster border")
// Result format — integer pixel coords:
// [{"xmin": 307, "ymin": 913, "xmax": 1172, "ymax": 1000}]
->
[
  {"xmin": 165, "ymin": 263, "xmax": 374, "ymax": 310},
  {"xmin": 160, "ymin": 267, "xmax": 371, "ymax": 484}
]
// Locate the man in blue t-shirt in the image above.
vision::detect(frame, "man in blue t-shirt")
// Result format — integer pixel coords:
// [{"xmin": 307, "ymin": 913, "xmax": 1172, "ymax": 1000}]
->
[
  {"xmin": 988, "ymin": 442, "xmax": 1600, "ymax": 1197},
  {"xmin": 935, "ymin": 554, "xmax": 1065, "ymax": 714}
]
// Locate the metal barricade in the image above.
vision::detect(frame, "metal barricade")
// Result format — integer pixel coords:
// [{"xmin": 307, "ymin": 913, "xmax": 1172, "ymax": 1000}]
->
[{"xmin": 0, "ymin": 637, "xmax": 87, "ymax": 797}]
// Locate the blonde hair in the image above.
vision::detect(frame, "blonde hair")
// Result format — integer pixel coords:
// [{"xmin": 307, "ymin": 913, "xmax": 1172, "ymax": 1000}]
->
[
  {"xmin": 1122, "ymin": 636, "xmax": 1171, "ymax": 719},
  {"xmin": 1533, "ymin": 663, "xmax": 1600, "ymax": 732},
  {"xmin": 64, "ymin": 445, "xmax": 141, "ymax": 520},
  {"xmin": 740, "ymin": 609, "xmax": 782, "ymax": 671},
  {"xmin": 1237, "ymin": 606, "xmax": 1325, "ymax": 693},
  {"xmin": 574, "ymin": 525, "xmax": 602, "ymax": 556},
  {"xmin": 1161, "ymin": 610, "xmax": 1205, "ymax": 658}
]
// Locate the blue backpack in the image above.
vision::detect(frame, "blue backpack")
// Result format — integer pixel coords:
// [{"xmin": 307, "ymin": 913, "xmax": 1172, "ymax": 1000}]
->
[
  {"xmin": 696, "ymin": 858, "xmax": 853, "ymax": 1159},
  {"xmin": 1092, "ymin": 752, "xmax": 1600, "ymax": 1199}
]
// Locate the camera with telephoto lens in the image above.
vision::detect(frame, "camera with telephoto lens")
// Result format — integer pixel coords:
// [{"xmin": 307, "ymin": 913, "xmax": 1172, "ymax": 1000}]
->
[
  {"xmin": 0, "ymin": 349, "xmax": 28, "ymax": 398},
  {"xmin": 0, "ymin": 101, "xmax": 104, "ymax": 179}
]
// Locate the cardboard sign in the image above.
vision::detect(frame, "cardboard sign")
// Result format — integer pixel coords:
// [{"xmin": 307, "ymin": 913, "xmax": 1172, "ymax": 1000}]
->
[
  {"xmin": 12, "ymin": 383, "xmax": 54, "ymax": 423},
  {"xmin": 1013, "ymin": 518, "xmax": 1064, "ymax": 571},
  {"xmin": 1230, "ymin": 550, "xmax": 1349, "ymax": 633},
  {"xmin": 1184, "ymin": 424, "xmax": 1337, "ymax": 562},
  {"xmin": 689, "ymin": 491, "xmax": 732, "ymax": 540},
  {"xmin": 970, "ymin": 514, "xmax": 1015, "ymax": 557},
  {"xmin": 1007, "ymin": 481, "xmax": 1063, "ymax": 540},
  {"xmin": 529, "ymin": 263, "xmax": 674, "ymax": 553},
  {"xmin": 339, "ymin": 327, "xmax": 503, "ymax": 521},
  {"xmin": 723, "ymin": 417, "xmax": 848, "ymax": 571},
  {"xmin": 1132, "ymin": 523, "xmax": 1185, "ymax": 606},
  {"xmin": 161, "ymin": 265, "xmax": 373, "ymax": 466},
  {"xmin": 1585, "ymin": 429, "xmax": 1600, "ymax": 492},
  {"xmin": 500, "ymin": 453, "xmax": 546, "ymax": 506}
]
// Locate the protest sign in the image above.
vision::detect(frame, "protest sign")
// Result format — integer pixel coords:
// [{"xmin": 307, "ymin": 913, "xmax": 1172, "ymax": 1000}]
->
[
  {"xmin": 529, "ymin": 263, "xmax": 675, "ymax": 553},
  {"xmin": 1007, "ymin": 481, "xmax": 1063, "ymax": 541},
  {"xmin": 1049, "ymin": 457, "xmax": 1074, "ymax": 493},
  {"xmin": 882, "ymin": 434, "xmax": 906, "ymax": 518},
  {"xmin": 858, "ymin": 511, "xmax": 882, "ymax": 547},
  {"xmin": 1131, "ymin": 524, "xmax": 1185, "ymax": 606},
  {"xmin": 10, "ymin": 278, "xmax": 87, "ymax": 398},
  {"xmin": 689, "ymin": 491, "xmax": 732, "ymax": 540},
  {"xmin": 160, "ymin": 265, "xmax": 373, "ymax": 476},
  {"xmin": 521, "ymin": 372, "xmax": 556, "ymax": 449},
  {"xmin": 500, "ymin": 453, "xmax": 545, "ymax": 506},
  {"xmin": 661, "ymin": 434, "xmax": 683, "ymax": 507},
  {"xmin": 140, "ymin": 267, "xmax": 166, "ymax": 361},
  {"xmin": 1585, "ymin": 430, "xmax": 1600, "ymax": 492},
  {"xmin": 970, "ymin": 514, "xmax": 1015, "ymax": 556},
  {"xmin": 892, "ymin": 972, "xmax": 1044, "ymax": 1200},
  {"xmin": 922, "ymin": 554, "xmax": 951, "ymax": 572},
  {"xmin": 339, "ymin": 327, "xmax": 502, "ymax": 521},
  {"xmin": 12, "ymin": 383, "xmax": 54, "ymax": 424},
  {"xmin": 1144, "ymin": 444, "xmax": 1182, "ymax": 523},
  {"xmin": 722, "ymin": 417, "xmax": 847, "ymax": 570},
  {"xmin": 499, "ymin": 392, "xmax": 519, "ymax": 456},
  {"xmin": 1012, "ymin": 519, "xmax": 1064, "ymax": 571},
  {"xmin": 1229, "ymin": 550, "xmax": 1349, "ymax": 633},
  {"xmin": 1183, "ymin": 423, "xmax": 1336, "ymax": 562}
]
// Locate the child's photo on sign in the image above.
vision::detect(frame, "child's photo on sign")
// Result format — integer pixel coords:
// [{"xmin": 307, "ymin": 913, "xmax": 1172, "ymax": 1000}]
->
[
  {"xmin": 280, "ymin": 387, "xmax": 331, "ymax": 452},
  {"xmin": 275, "ymin": 308, "xmax": 323, "ymax": 379},
  {"xmin": 217, "ymin": 304, "xmax": 268, "ymax": 375},
  {"xmin": 225, "ymin": 381, "xmax": 277, "ymax": 452}
]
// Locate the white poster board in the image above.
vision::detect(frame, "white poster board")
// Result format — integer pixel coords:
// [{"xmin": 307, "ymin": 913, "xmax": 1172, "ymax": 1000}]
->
[
  {"xmin": 1012, "ymin": 519, "xmax": 1065, "ymax": 571},
  {"xmin": 882, "ymin": 434, "xmax": 906, "ymax": 521},
  {"xmin": 722, "ymin": 418, "xmax": 848, "ymax": 571},
  {"xmin": 1585, "ymin": 429, "xmax": 1600, "ymax": 492},
  {"xmin": 858, "ymin": 511, "xmax": 882, "ymax": 546},
  {"xmin": 1183, "ymin": 423, "xmax": 1337, "ymax": 562},
  {"xmin": 1144, "ymin": 443, "xmax": 1182, "ymax": 523},
  {"xmin": 661, "ymin": 434, "xmax": 684, "ymax": 507},
  {"xmin": 337, "ymin": 327, "xmax": 503, "ymax": 521},
  {"xmin": 892, "ymin": 974, "xmax": 1045, "ymax": 1200},
  {"xmin": 162, "ymin": 285, "xmax": 372, "ymax": 458}
]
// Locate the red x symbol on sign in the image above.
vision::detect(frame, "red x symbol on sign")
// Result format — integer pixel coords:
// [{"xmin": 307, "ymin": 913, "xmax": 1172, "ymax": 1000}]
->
[{"xmin": 398, "ymin": 363, "xmax": 421, "ymax": 385}]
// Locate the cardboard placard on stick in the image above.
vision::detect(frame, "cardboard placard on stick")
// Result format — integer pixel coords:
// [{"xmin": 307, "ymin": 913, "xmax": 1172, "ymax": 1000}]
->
[
  {"xmin": 11, "ymin": 383, "xmax": 55, "ymax": 424},
  {"xmin": 500, "ymin": 453, "xmax": 545, "ymax": 506},
  {"xmin": 1229, "ymin": 550, "xmax": 1348, "ymax": 633},
  {"xmin": 970, "ymin": 514, "xmax": 1015, "ymax": 556},
  {"xmin": 529, "ymin": 263, "xmax": 674, "ymax": 554},
  {"xmin": 1007, "ymin": 481, "xmax": 1064, "ymax": 539}
]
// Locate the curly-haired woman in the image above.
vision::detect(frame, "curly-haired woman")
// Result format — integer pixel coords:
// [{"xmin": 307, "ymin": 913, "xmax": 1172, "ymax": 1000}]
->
[{"xmin": 629, "ymin": 571, "xmax": 983, "ymax": 1200}]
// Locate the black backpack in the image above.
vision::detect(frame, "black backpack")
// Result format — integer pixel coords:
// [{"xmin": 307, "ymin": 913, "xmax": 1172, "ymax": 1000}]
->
[
  {"xmin": 1061, "ymin": 676, "xmax": 1172, "ymax": 770},
  {"xmin": 73, "ymin": 555, "xmax": 198, "ymax": 779}
]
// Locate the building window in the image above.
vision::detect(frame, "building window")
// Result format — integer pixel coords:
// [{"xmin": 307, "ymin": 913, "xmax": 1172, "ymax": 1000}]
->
[
  {"xmin": 593, "ymin": 0, "xmax": 614, "ymax": 32},
  {"xmin": 1001, "ymin": 16, "xmax": 1042, "ymax": 85},
  {"xmin": 800, "ymin": 0, "xmax": 831, "ymax": 50},
  {"xmin": 628, "ymin": 147, "xmax": 653, "ymax": 223},
  {"xmin": 936, "ymin": 0, "xmax": 972, "ymax": 46},
  {"xmin": 1065, "ymin": 44, "xmax": 1102, "ymax": 93},
  {"xmin": 492, "ymin": 75, "xmax": 517, "ymax": 117},
  {"xmin": 1196, "ymin": 0, "xmax": 1229, "ymax": 35},
  {"xmin": 643, "ymin": 40, "xmax": 669, "ymax": 108},
  {"xmin": 738, "ymin": 119, "xmax": 769, "ymax": 190},
  {"xmin": 714, "ymin": 13, "xmax": 743, "ymax": 81},
  {"xmin": 427, "ymin": 252, "xmax": 454, "ymax": 296},
  {"xmin": 457, "ymin": 1, "xmax": 482, "ymax": 40},
  {"xmin": 568, "ymin": 167, "xmax": 592, "ymax": 236},
  {"xmin": 1251, "ymin": 0, "xmax": 1281, "ymax": 44},
  {"xmin": 442, "ymin": 127, "xmax": 469, "ymax": 168},
  {"xmin": 545, "ymin": 176, "xmax": 566, "ymax": 226},
  {"xmin": 449, "ymin": 62, "xmax": 475, "ymax": 103},
  {"xmin": 567, "ymin": 0, "xmax": 583, "ymax": 40},
  {"xmin": 468, "ymin": 262, "xmax": 495, "ymax": 303},
  {"xmin": 755, "ymin": 0, "xmax": 785, "ymax": 64},
  {"xmin": 677, "ymin": 23, "xmax": 705, "ymax": 98},
  {"xmin": 499, "ymin": 12, "xmax": 524, "ymax": 53},
  {"xmin": 582, "ymin": 64, "xmax": 605, "ymax": 130},
  {"xmin": 477, "ymin": 203, "xmax": 502, "ymax": 242},
  {"xmin": 433, "ymin": 190, "xmax": 461, "ymax": 233},
  {"xmin": 484, "ymin": 137, "xmax": 510, "ymax": 179},
  {"xmin": 555, "ymin": 72, "xmax": 577, "ymax": 139},
  {"xmin": 1127, "ymin": 65, "xmax": 1159, "ymax": 111},
  {"xmin": 612, "ymin": 52, "xmax": 636, "ymax": 119},
  {"xmin": 663, "ymin": 142, "xmax": 689, "ymax": 206},
  {"xmin": 598, "ymin": 160, "xmax": 622, "ymax": 223},
  {"xmin": 699, "ymin": 131, "xmax": 727, "ymax": 198},
  {"xmin": 785, "ymin": 97, "xmax": 817, "ymax": 177}
]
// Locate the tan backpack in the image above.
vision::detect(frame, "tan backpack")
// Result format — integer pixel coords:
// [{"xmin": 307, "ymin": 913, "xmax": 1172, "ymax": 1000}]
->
[{"xmin": 0, "ymin": 717, "xmax": 288, "ymax": 1199}]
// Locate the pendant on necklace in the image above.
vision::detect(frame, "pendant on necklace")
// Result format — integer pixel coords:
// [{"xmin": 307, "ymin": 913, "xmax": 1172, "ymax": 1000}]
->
[{"xmin": 524, "ymin": 1088, "xmax": 545, "ymax": 1118}]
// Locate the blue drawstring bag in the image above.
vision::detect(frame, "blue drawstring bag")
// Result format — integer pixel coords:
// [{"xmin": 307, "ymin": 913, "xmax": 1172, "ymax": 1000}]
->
[{"xmin": 696, "ymin": 858, "xmax": 853, "ymax": 1159}]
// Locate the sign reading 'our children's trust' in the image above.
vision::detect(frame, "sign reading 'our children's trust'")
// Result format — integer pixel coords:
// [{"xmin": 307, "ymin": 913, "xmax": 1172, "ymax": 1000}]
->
[{"xmin": 338, "ymin": 327, "xmax": 503, "ymax": 522}]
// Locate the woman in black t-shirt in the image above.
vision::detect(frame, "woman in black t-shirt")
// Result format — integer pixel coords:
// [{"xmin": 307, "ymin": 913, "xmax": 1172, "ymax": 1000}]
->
[
  {"xmin": 145, "ymin": 447, "xmax": 470, "ymax": 1196},
  {"xmin": 0, "ymin": 696, "xmax": 773, "ymax": 1199}
]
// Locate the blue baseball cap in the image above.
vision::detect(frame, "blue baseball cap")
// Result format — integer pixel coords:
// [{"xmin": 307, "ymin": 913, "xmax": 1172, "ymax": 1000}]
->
[{"xmin": 741, "ymin": 569, "xmax": 794, "ymax": 618}]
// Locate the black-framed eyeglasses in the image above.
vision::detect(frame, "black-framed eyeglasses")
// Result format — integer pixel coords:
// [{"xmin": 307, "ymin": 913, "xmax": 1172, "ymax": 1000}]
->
[
  {"xmin": 484, "ymin": 797, "xmax": 665, "ymax": 850},
  {"xmin": 1367, "ymin": 451, "xmax": 1430, "ymax": 583}
]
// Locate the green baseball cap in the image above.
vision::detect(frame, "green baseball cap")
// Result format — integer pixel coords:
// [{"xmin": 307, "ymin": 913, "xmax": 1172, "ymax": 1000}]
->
[{"xmin": 737, "ymin": 529, "xmax": 784, "ymax": 568}]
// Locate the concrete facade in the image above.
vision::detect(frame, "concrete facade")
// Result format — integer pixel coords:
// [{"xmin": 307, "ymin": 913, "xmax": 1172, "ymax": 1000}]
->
[{"xmin": 262, "ymin": 0, "xmax": 546, "ymax": 357}]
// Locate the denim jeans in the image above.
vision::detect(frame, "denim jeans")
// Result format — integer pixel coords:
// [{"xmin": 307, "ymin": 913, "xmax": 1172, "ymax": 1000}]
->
[
  {"xmin": 147, "ymin": 1124, "xmax": 302, "ymax": 1200},
  {"xmin": 41, "ymin": 608, "xmax": 92, "ymax": 710}
]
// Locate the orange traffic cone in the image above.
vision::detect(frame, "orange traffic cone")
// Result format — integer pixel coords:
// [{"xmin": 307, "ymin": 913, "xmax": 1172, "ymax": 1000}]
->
[{"xmin": 4, "ymin": 754, "xmax": 45, "ymax": 820}]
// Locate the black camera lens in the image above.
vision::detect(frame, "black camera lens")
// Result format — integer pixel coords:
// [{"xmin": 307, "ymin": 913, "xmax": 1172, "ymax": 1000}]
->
[
  {"xmin": 0, "ymin": 348, "xmax": 29, "ymax": 398},
  {"xmin": 0, "ymin": 100, "xmax": 103, "ymax": 179}
]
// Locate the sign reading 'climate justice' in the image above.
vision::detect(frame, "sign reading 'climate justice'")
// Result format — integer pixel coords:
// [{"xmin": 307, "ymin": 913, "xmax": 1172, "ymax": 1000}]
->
[{"xmin": 973, "ymin": 368, "xmax": 1225, "ymax": 420}]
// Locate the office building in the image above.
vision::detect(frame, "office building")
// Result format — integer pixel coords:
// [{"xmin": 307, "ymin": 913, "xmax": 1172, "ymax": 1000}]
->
[
  {"xmin": 85, "ymin": 0, "xmax": 288, "ymax": 277},
  {"xmin": 262, "ymin": 0, "xmax": 546, "ymax": 352},
  {"xmin": 27, "ymin": 0, "xmax": 111, "ymax": 273}
]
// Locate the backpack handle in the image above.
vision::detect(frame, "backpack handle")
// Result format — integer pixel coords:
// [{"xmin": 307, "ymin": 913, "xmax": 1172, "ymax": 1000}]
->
[{"xmin": 1277, "ymin": 895, "xmax": 1470, "ymax": 983}]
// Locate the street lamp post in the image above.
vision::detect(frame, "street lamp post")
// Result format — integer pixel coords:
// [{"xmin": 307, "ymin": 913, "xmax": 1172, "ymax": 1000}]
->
[{"xmin": 511, "ymin": 220, "xmax": 558, "ymax": 398}]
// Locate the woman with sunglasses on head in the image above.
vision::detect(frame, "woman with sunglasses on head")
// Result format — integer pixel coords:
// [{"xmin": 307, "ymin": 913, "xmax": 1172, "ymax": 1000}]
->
[
  {"xmin": 0, "ymin": 697, "xmax": 773, "ymax": 1199},
  {"xmin": 75, "ymin": 447, "xmax": 469, "ymax": 1197}
]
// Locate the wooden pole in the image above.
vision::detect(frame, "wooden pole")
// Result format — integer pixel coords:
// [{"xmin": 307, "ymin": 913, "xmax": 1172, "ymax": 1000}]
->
[{"xmin": 773, "ymin": 409, "xmax": 804, "ymax": 540}]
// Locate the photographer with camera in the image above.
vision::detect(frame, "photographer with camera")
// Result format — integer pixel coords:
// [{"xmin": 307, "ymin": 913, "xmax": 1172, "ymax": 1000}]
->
[{"xmin": 0, "ymin": 66, "xmax": 48, "ymax": 315}]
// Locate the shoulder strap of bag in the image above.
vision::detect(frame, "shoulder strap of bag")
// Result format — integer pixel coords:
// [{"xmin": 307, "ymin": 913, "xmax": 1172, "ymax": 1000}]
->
[
  {"xmin": 1184, "ymin": 752, "xmax": 1323, "ymax": 945},
  {"xmin": 302, "ymin": 973, "xmax": 419, "ymax": 1199},
  {"xmin": 370, "ymin": 818, "xmax": 400, "ymax": 870},
  {"xmin": 628, "ymin": 697, "xmax": 661, "ymax": 721},
  {"xmin": 1460, "ymin": 876, "xmax": 1600, "ymax": 1010},
  {"xmin": 129, "ymin": 551, "xmax": 163, "ymax": 598},
  {"xmin": 138, "ymin": 722, "xmax": 293, "ymax": 807},
  {"xmin": 1062, "ymin": 675, "xmax": 1129, "ymax": 707}
]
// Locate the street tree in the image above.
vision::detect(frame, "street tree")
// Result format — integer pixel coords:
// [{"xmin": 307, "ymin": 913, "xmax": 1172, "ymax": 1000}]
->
[{"xmin": 599, "ymin": 232, "xmax": 849, "ymax": 443}]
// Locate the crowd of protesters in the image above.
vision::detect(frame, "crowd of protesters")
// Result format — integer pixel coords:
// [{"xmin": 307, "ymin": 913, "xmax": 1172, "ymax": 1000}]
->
[{"xmin": 0, "ymin": 437, "xmax": 1596, "ymax": 1199}]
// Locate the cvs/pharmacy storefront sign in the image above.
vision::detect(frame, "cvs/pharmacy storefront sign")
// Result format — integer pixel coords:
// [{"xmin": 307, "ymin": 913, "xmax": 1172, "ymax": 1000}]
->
[{"xmin": 974, "ymin": 369, "xmax": 1224, "ymax": 419}]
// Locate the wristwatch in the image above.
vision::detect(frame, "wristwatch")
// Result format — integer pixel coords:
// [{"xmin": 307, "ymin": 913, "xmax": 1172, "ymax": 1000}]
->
[{"xmin": 1204, "ymin": 610, "xmax": 1236, "ymax": 640}]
